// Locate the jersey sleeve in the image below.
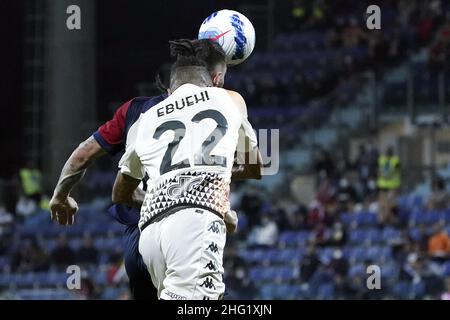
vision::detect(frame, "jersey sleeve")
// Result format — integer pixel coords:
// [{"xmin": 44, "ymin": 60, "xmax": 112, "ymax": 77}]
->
[
  {"xmin": 117, "ymin": 117, "xmax": 145, "ymax": 180},
  {"xmin": 236, "ymin": 114, "xmax": 258, "ymax": 154},
  {"xmin": 92, "ymin": 100, "xmax": 132, "ymax": 155},
  {"xmin": 118, "ymin": 147, "xmax": 145, "ymax": 180}
]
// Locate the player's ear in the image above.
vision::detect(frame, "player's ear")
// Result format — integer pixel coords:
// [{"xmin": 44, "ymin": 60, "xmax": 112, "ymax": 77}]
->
[{"xmin": 212, "ymin": 72, "xmax": 224, "ymax": 88}]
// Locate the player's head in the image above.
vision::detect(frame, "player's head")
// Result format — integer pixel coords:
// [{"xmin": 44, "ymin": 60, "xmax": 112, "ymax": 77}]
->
[
  {"xmin": 168, "ymin": 39, "xmax": 226, "ymax": 91},
  {"xmin": 194, "ymin": 39, "xmax": 227, "ymax": 88}
]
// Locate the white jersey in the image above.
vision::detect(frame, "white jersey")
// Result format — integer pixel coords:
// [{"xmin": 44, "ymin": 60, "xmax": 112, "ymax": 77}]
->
[{"xmin": 119, "ymin": 84, "xmax": 257, "ymax": 229}]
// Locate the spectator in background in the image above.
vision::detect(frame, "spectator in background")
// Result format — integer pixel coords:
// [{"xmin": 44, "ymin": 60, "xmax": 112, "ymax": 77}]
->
[
  {"xmin": 289, "ymin": 204, "xmax": 309, "ymax": 230},
  {"xmin": 271, "ymin": 206, "xmax": 291, "ymax": 232},
  {"xmin": 428, "ymin": 13, "xmax": 450, "ymax": 72},
  {"xmin": 0, "ymin": 206, "xmax": 13, "ymax": 236},
  {"xmin": 299, "ymin": 243, "xmax": 321, "ymax": 282},
  {"xmin": 19, "ymin": 161, "xmax": 43, "ymax": 204},
  {"xmin": 428, "ymin": 223, "xmax": 450, "ymax": 261},
  {"xmin": 224, "ymin": 256, "xmax": 256, "ymax": 300},
  {"xmin": 313, "ymin": 148, "xmax": 335, "ymax": 178},
  {"xmin": 441, "ymin": 278, "xmax": 450, "ymax": 300},
  {"xmin": 341, "ymin": 17, "xmax": 367, "ymax": 48},
  {"xmin": 15, "ymin": 195, "xmax": 38, "ymax": 221},
  {"xmin": 334, "ymin": 150, "xmax": 350, "ymax": 179},
  {"xmin": 75, "ymin": 277, "xmax": 99, "ymax": 300},
  {"xmin": 240, "ymin": 186, "xmax": 263, "ymax": 229},
  {"xmin": 77, "ymin": 233, "xmax": 99, "ymax": 265},
  {"xmin": 316, "ymin": 174, "xmax": 336, "ymax": 207},
  {"xmin": 329, "ymin": 249, "xmax": 349, "ymax": 277},
  {"xmin": 327, "ymin": 222, "xmax": 346, "ymax": 246},
  {"xmin": 377, "ymin": 146, "xmax": 401, "ymax": 225},
  {"xmin": 307, "ymin": 200, "xmax": 326, "ymax": 229},
  {"xmin": 427, "ymin": 177, "xmax": 449, "ymax": 211},
  {"xmin": 354, "ymin": 144, "xmax": 371, "ymax": 184},
  {"xmin": 11, "ymin": 238, "xmax": 48, "ymax": 272},
  {"xmin": 51, "ymin": 234, "xmax": 75, "ymax": 268},
  {"xmin": 248, "ymin": 214, "xmax": 279, "ymax": 247},
  {"xmin": 336, "ymin": 176, "xmax": 358, "ymax": 213}
]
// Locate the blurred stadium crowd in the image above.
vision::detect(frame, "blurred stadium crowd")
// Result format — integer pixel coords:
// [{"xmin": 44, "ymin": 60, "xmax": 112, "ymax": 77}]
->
[{"xmin": 1, "ymin": 0, "xmax": 450, "ymax": 299}]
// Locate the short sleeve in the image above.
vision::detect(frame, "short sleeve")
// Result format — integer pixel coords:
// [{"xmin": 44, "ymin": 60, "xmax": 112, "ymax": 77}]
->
[
  {"xmin": 236, "ymin": 115, "xmax": 258, "ymax": 154},
  {"xmin": 118, "ymin": 146, "xmax": 145, "ymax": 180},
  {"xmin": 92, "ymin": 100, "xmax": 132, "ymax": 155}
]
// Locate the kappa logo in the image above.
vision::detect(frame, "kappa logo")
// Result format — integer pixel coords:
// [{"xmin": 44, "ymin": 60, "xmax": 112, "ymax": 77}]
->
[
  {"xmin": 204, "ymin": 260, "xmax": 217, "ymax": 271},
  {"xmin": 208, "ymin": 221, "xmax": 220, "ymax": 234},
  {"xmin": 200, "ymin": 277, "xmax": 216, "ymax": 290},
  {"xmin": 207, "ymin": 242, "xmax": 219, "ymax": 253}
]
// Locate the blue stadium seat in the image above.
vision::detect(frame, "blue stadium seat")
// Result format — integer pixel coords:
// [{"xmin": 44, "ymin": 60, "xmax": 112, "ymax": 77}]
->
[
  {"xmin": 101, "ymin": 287, "xmax": 122, "ymax": 300},
  {"xmin": 262, "ymin": 267, "xmax": 279, "ymax": 280},
  {"xmin": 443, "ymin": 262, "xmax": 450, "ymax": 276},
  {"xmin": 318, "ymin": 247, "xmax": 334, "ymax": 263},
  {"xmin": 279, "ymin": 231, "xmax": 298, "ymax": 247},
  {"xmin": 355, "ymin": 212, "xmax": 378, "ymax": 226},
  {"xmin": 272, "ymin": 284, "xmax": 291, "ymax": 299},
  {"xmin": 278, "ymin": 267, "xmax": 296, "ymax": 281},
  {"xmin": 381, "ymin": 264, "xmax": 397, "ymax": 279},
  {"xmin": 286, "ymin": 285, "xmax": 302, "ymax": 299},
  {"xmin": 278, "ymin": 249, "xmax": 302, "ymax": 263},
  {"xmin": 352, "ymin": 247, "xmax": 367, "ymax": 262},
  {"xmin": 259, "ymin": 284, "xmax": 275, "ymax": 299},
  {"xmin": 265, "ymin": 249, "xmax": 279, "ymax": 263},
  {"xmin": 245, "ymin": 249, "xmax": 266, "ymax": 263},
  {"xmin": 93, "ymin": 271, "xmax": 108, "ymax": 286},
  {"xmin": 249, "ymin": 268, "xmax": 265, "ymax": 282},
  {"xmin": 348, "ymin": 264, "xmax": 365, "ymax": 277},
  {"xmin": 381, "ymin": 227, "xmax": 401, "ymax": 243},
  {"xmin": 317, "ymin": 284, "xmax": 334, "ymax": 300},
  {"xmin": 0, "ymin": 273, "xmax": 11, "ymax": 287},
  {"xmin": 393, "ymin": 282, "xmax": 411, "ymax": 299},
  {"xmin": 340, "ymin": 212, "xmax": 353, "ymax": 226}
]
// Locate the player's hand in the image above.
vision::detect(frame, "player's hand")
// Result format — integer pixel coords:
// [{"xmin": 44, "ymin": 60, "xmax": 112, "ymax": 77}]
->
[
  {"xmin": 224, "ymin": 210, "xmax": 238, "ymax": 234},
  {"xmin": 49, "ymin": 195, "xmax": 78, "ymax": 226}
]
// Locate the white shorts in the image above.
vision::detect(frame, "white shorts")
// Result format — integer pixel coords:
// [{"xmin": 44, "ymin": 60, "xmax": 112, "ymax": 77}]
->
[{"xmin": 139, "ymin": 207, "xmax": 227, "ymax": 300}]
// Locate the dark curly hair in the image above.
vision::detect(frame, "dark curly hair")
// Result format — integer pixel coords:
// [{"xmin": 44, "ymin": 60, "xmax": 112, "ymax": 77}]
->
[
  {"xmin": 168, "ymin": 38, "xmax": 226, "ymax": 91},
  {"xmin": 169, "ymin": 38, "xmax": 226, "ymax": 71}
]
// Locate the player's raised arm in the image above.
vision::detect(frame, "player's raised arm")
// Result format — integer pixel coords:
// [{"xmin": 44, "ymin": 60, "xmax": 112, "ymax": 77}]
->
[
  {"xmin": 227, "ymin": 90, "xmax": 262, "ymax": 181},
  {"xmin": 49, "ymin": 136, "xmax": 106, "ymax": 225},
  {"xmin": 49, "ymin": 100, "xmax": 131, "ymax": 225}
]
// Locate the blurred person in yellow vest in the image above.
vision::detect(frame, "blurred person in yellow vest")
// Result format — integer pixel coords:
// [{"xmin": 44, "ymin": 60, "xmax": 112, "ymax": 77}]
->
[
  {"xmin": 377, "ymin": 146, "xmax": 401, "ymax": 190},
  {"xmin": 377, "ymin": 146, "xmax": 401, "ymax": 224},
  {"xmin": 18, "ymin": 161, "xmax": 48, "ymax": 215}
]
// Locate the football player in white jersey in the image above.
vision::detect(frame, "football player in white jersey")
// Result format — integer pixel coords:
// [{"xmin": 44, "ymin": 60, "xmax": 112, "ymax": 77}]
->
[{"xmin": 112, "ymin": 39, "xmax": 261, "ymax": 300}]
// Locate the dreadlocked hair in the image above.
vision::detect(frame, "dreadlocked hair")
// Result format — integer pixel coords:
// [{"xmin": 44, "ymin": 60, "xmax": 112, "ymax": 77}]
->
[
  {"xmin": 169, "ymin": 39, "xmax": 208, "ymax": 69},
  {"xmin": 169, "ymin": 39, "xmax": 226, "ymax": 71}
]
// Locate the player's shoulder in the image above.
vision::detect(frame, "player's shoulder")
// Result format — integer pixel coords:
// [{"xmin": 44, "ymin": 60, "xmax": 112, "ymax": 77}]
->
[
  {"xmin": 130, "ymin": 94, "xmax": 167, "ymax": 111},
  {"xmin": 126, "ymin": 95, "xmax": 166, "ymax": 116},
  {"xmin": 224, "ymin": 89, "xmax": 247, "ymax": 116},
  {"xmin": 125, "ymin": 94, "xmax": 167, "ymax": 130}
]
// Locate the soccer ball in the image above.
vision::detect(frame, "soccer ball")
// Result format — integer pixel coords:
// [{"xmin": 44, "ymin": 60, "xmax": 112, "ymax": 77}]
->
[{"xmin": 198, "ymin": 9, "xmax": 256, "ymax": 66}]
